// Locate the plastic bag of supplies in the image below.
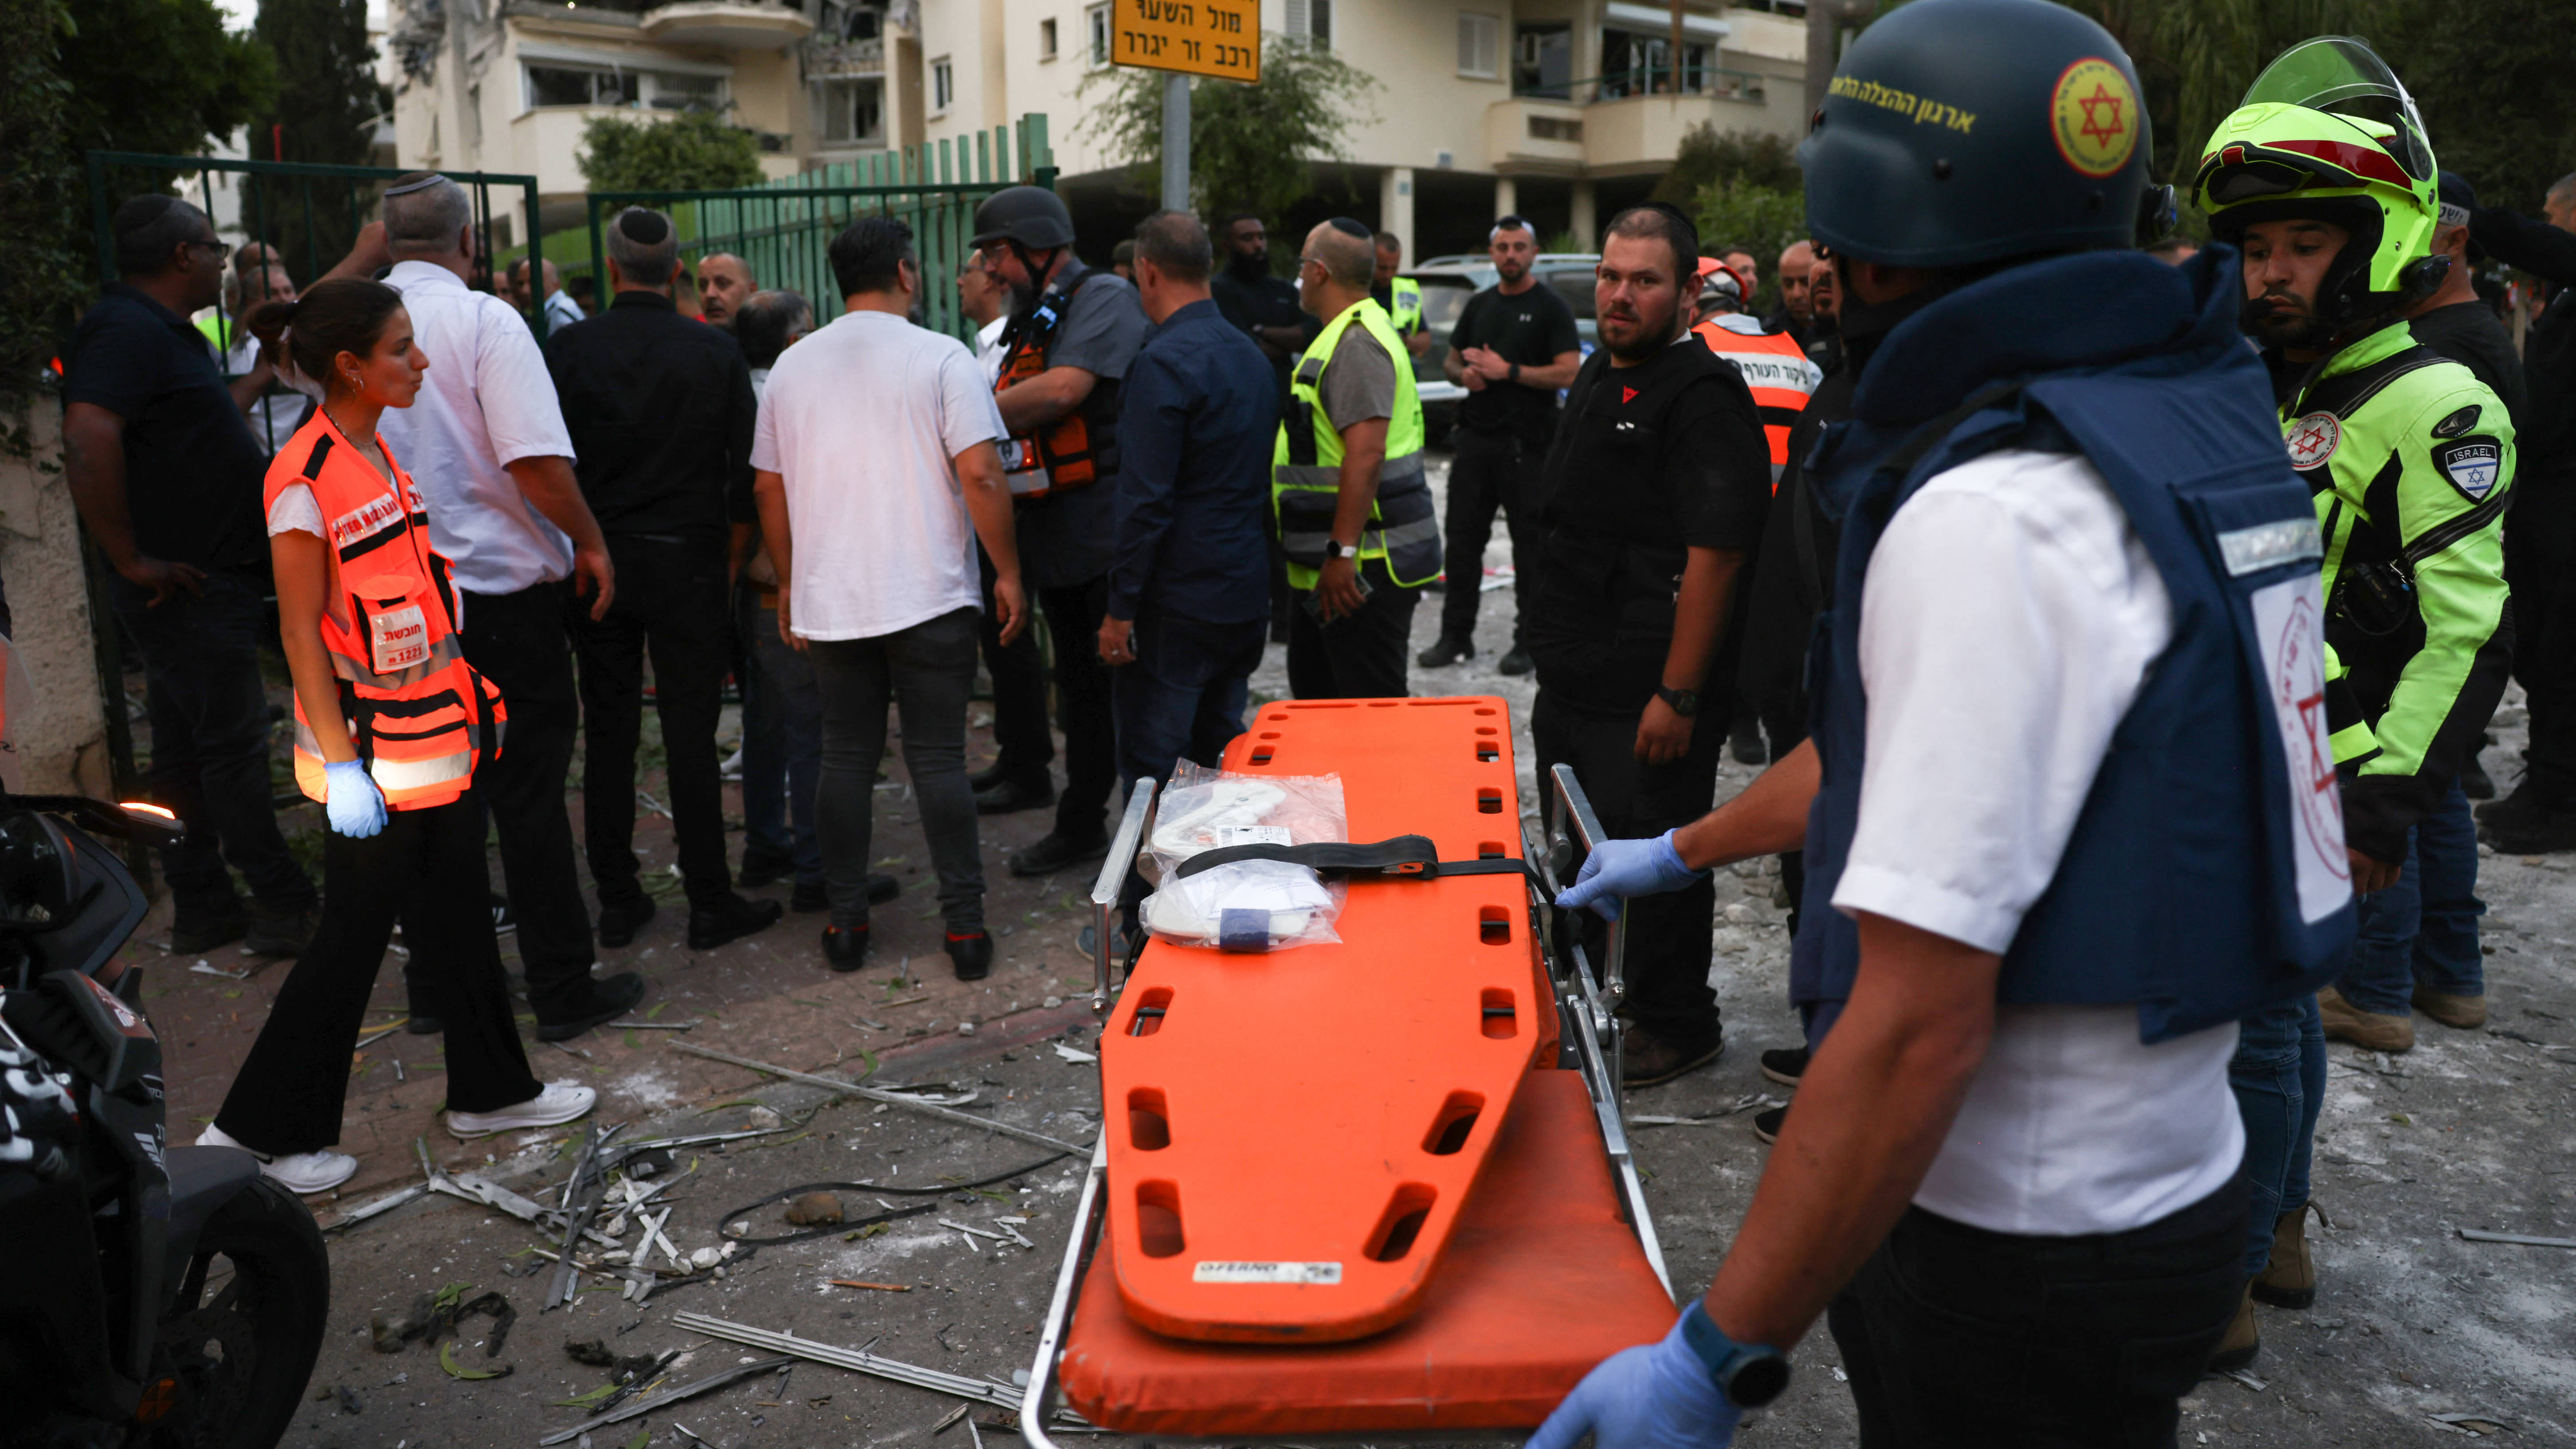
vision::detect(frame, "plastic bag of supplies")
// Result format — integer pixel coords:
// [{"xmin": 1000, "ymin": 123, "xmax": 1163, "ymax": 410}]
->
[{"xmin": 1140, "ymin": 763, "xmax": 1348, "ymax": 952}]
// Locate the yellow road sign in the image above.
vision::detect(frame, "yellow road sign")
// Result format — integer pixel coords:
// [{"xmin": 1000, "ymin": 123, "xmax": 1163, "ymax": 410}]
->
[{"xmin": 1112, "ymin": 0, "xmax": 1260, "ymax": 83}]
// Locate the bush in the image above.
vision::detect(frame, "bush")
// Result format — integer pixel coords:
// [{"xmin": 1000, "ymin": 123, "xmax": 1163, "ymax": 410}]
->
[
  {"xmin": 1692, "ymin": 183, "xmax": 1806, "ymax": 310},
  {"xmin": 579, "ymin": 108, "xmax": 763, "ymax": 196}
]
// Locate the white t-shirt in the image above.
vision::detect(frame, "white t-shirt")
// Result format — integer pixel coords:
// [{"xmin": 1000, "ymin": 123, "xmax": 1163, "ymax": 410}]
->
[
  {"xmin": 377, "ymin": 260, "xmax": 579, "ymax": 597},
  {"xmin": 750, "ymin": 309, "xmax": 1005, "ymax": 641},
  {"xmin": 1832, "ymin": 448, "xmax": 2243, "ymax": 1237}
]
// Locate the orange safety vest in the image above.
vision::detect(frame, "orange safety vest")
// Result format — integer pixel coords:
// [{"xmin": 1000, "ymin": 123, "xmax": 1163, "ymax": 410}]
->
[
  {"xmin": 1692, "ymin": 314, "xmax": 1821, "ymax": 487},
  {"xmin": 264, "ymin": 412, "xmax": 505, "ymax": 811},
  {"xmin": 993, "ymin": 269, "xmax": 1119, "ymax": 500}
]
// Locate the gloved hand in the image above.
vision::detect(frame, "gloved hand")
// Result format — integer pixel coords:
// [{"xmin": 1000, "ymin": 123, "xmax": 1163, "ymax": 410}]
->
[
  {"xmin": 322, "ymin": 759, "xmax": 386, "ymax": 839},
  {"xmin": 1527, "ymin": 1309, "xmax": 1742, "ymax": 1449},
  {"xmin": 1555, "ymin": 829, "xmax": 1705, "ymax": 920}
]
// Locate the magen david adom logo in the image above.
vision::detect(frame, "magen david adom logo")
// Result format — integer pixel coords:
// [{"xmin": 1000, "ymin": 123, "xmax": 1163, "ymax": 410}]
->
[{"xmin": 2051, "ymin": 57, "xmax": 2140, "ymax": 179}]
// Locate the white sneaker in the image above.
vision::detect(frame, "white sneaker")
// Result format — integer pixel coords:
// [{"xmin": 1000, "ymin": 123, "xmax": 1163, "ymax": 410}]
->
[
  {"xmin": 444, "ymin": 1082, "xmax": 597, "ymax": 1139},
  {"xmin": 720, "ymin": 746, "xmax": 744, "ymax": 781},
  {"xmin": 196, "ymin": 1123, "xmax": 358, "ymax": 1195}
]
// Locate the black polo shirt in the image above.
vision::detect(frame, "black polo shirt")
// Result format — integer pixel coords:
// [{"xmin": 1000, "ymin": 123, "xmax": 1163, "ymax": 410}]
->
[
  {"xmin": 542, "ymin": 290, "xmax": 758, "ymax": 549},
  {"xmin": 62, "ymin": 284, "xmax": 268, "ymax": 571}
]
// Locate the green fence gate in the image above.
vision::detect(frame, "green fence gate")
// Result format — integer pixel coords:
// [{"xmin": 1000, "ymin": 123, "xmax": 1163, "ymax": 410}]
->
[{"xmin": 581, "ymin": 115, "xmax": 1054, "ymax": 344}]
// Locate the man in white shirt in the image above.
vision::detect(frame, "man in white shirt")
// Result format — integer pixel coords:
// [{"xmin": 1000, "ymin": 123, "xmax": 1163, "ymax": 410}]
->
[
  {"xmin": 375, "ymin": 172, "xmax": 643, "ymax": 1042},
  {"xmin": 753, "ymin": 216, "xmax": 1026, "ymax": 983}
]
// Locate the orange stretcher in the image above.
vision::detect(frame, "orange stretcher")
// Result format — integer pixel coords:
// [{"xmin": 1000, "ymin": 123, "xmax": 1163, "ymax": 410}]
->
[{"xmin": 1018, "ymin": 696, "xmax": 1677, "ymax": 1443}]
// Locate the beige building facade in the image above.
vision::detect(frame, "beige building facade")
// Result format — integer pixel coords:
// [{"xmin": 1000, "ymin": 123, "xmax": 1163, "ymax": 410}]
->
[{"xmin": 387, "ymin": 0, "xmax": 1806, "ymax": 256}]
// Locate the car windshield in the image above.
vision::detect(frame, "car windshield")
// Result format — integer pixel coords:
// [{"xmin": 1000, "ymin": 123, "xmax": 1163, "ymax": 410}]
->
[{"xmin": 1416, "ymin": 279, "xmax": 1476, "ymax": 340}]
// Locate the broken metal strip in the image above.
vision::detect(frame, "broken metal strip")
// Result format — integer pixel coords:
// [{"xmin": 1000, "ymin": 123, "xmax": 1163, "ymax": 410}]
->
[
  {"xmin": 670, "ymin": 1041, "xmax": 1088, "ymax": 1155},
  {"xmin": 1018, "ymin": 1140, "xmax": 1109, "ymax": 1449},
  {"xmin": 2457, "ymin": 1227, "xmax": 2576, "ymax": 1249},
  {"xmin": 535, "ymin": 1355, "xmax": 795, "ymax": 1446},
  {"xmin": 670, "ymin": 1312, "xmax": 1064, "ymax": 1416},
  {"xmin": 324, "ymin": 1182, "xmax": 427, "ymax": 1230},
  {"xmin": 1088, "ymin": 778, "xmax": 1156, "ymax": 1014}
]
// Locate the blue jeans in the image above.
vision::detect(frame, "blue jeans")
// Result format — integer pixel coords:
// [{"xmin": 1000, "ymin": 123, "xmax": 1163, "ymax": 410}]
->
[
  {"xmin": 739, "ymin": 591, "xmax": 822, "ymax": 887},
  {"xmin": 2227, "ymin": 993, "xmax": 2324, "ymax": 1276},
  {"xmin": 1110, "ymin": 609, "xmax": 1266, "ymax": 795},
  {"xmin": 2337, "ymin": 781, "xmax": 2484, "ymax": 1015}
]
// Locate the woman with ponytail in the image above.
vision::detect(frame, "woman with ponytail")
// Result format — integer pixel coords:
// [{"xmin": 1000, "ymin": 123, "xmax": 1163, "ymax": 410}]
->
[{"xmin": 199, "ymin": 279, "xmax": 596, "ymax": 1193}]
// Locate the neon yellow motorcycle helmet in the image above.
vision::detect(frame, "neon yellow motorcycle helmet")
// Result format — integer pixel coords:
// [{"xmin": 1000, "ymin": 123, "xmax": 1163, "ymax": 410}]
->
[{"xmin": 2193, "ymin": 37, "xmax": 2447, "ymax": 326}]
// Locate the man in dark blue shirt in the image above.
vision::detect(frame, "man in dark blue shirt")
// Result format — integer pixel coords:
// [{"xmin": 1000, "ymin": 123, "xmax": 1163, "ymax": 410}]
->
[
  {"xmin": 63, "ymin": 195, "xmax": 319, "ymax": 958},
  {"xmin": 1100, "ymin": 211, "xmax": 1278, "ymax": 803}
]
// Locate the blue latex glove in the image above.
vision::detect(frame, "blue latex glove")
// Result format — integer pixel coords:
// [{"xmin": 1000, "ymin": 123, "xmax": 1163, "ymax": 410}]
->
[
  {"xmin": 1555, "ymin": 829, "xmax": 1706, "ymax": 920},
  {"xmin": 1528, "ymin": 1308, "xmax": 1742, "ymax": 1449},
  {"xmin": 322, "ymin": 759, "xmax": 386, "ymax": 839}
]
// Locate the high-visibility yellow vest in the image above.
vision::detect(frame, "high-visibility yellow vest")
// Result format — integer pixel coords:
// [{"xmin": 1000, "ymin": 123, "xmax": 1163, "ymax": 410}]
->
[
  {"xmin": 1388, "ymin": 276, "xmax": 1423, "ymax": 337},
  {"xmin": 1271, "ymin": 299, "xmax": 1438, "ymax": 591}
]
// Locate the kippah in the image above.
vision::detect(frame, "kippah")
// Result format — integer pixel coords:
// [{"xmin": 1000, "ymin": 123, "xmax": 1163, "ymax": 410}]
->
[
  {"xmin": 617, "ymin": 208, "xmax": 673, "ymax": 245},
  {"xmin": 384, "ymin": 173, "xmax": 448, "ymax": 196},
  {"xmin": 1326, "ymin": 217, "xmax": 1372, "ymax": 240}
]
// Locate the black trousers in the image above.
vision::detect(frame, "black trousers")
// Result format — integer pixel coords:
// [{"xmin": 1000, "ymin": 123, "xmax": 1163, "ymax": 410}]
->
[
  {"xmin": 2506, "ymin": 469, "xmax": 2576, "ymax": 799},
  {"xmin": 440, "ymin": 581, "xmax": 597, "ymax": 1020},
  {"xmin": 1437, "ymin": 428, "xmax": 1543, "ymax": 646},
  {"xmin": 217, "ymin": 794, "xmax": 541, "ymax": 1155},
  {"xmin": 1534, "ymin": 687, "xmax": 1725, "ymax": 1042},
  {"xmin": 109, "ymin": 572, "xmax": 317, "ymax": 923},
  {"xmin": 1286, "ymin": 561, "xmax": 1421, "ymax": 700},
  {"xmin": 1828, "ymin": 1178, "xmax": 2246, "ymax": 1448},
  {"xmin": 1039, "ymin": 577, "xmax": 1119, "ymax": 844},
  {"xmin": 569, "ymin": 536, "xmax": 734, "ymax": 911},
  {"xmin": 979, "ymin": 544, "xmax": 1054, "ymax": 789}
]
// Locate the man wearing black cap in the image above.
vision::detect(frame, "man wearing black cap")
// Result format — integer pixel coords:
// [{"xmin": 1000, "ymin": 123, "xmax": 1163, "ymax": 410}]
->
[
  {"xmin": 546, "ymin": 206, "xmax": 784, "ymax": 952},
  {"xmin": 972, "ymin": 186, "xmax": 1147, "ymax": 877}
]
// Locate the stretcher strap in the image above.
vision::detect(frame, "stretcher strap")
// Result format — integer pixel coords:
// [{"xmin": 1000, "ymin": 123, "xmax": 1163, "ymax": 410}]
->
[{"xmin": 1174, "ymin": 834, "xmax": 1537, "ymax": 884}]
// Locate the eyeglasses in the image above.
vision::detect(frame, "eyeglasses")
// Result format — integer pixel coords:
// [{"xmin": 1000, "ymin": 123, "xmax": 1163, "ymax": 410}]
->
[
  {"xmin": 188, "ymin": 239, "xmax": 231, "ymax": 262},
  {"xmin": 1296, "ymin": 255, "xmax": 1323, "ymax": 271}
]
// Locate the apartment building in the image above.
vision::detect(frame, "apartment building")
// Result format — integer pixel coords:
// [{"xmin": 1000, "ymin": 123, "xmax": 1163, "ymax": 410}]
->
[{"xmin": 387, "ymin": 0, "xmax": 1807, "ymax": 258}]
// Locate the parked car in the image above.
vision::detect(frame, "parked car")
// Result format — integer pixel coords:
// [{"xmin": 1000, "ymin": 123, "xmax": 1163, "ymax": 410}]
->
[{"xmin": 1402, "ymin": 253, "xmax": 1600, "ymax": 447}]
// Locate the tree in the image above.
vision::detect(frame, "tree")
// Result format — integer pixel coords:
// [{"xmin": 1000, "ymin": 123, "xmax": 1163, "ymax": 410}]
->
[
  {"xmin": 1082, "ymin": 36, "xmax": 1381, "ymax": 230},
  {"xmin": 1691, "ymin": 183, "xmax": 1807, "ymax": 307},
  {"xmin": 252, "ymin": 0, "xmax": 384, "ymax": 280},
  {"xmin": 2374, "ymin": 0, "xmax": 2576, "ymax": 214},
  {"xmin": 2, "ymin": 0, "xmax": 79, "ymax": 422},
  {"xmin": 578, "ymin": 109, "xmax": 764, "ymax": 196},
  {"xmin": 1651, "ymin": 124, "xmax": 1799, "ymax": 207}
]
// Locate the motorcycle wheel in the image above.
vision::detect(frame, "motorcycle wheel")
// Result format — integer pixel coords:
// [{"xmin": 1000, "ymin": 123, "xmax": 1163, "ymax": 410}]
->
[{"xmin": 145, "ymin": 1176, "xmax": 330, "ymax": 1449}]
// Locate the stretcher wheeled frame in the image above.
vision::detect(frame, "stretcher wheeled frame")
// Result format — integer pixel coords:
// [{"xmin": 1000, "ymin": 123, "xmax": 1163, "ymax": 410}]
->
[{"xmin": 1019, "ymin": 762, "xmax": 1669, "ymax": 1446}]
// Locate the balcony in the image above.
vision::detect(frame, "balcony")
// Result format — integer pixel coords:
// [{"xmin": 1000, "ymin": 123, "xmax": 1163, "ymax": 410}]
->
[
  {"xmin": 1490, "ymin": 67, "xmax": 1777, "ymax": 176},
  {"xmin": 802, "ymin": 33, "xmax": 885, "ymax": 76},
  {"xmin": 639, "ymin": 0, "xmax": 813, "ymax": 49}
]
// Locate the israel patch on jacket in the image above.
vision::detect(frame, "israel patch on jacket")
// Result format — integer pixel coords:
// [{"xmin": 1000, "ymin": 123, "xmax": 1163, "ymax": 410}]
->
[{"xmin": 2433, "ymin": 437, "xmax": 2503, "ymax": 502}]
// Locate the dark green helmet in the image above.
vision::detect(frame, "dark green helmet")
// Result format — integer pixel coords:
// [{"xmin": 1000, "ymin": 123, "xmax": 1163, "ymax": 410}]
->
[
  {"xmin": 970, "ymin": 186, "xmax": 1075, "ymax": 250},
  {"xmin": 1798, "ymin": 0, "xmax": 2163, "ymax": 269}
]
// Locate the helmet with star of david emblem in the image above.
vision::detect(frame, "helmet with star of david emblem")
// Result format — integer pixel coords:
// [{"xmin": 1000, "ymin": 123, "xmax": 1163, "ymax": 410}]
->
[
  {"xmin": 2193, "ymin": 37, "xmax": 2446, "ymax": 329},
  {"xmin": 1796, "ymin": 0, "xmax": 2165, "ymax": 269}
]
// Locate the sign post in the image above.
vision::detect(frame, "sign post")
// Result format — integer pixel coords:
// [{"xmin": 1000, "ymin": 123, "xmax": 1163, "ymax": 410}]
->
[{"xmin": 1113, "ymin": 0, "xmax": 1260, "ymax": 212}]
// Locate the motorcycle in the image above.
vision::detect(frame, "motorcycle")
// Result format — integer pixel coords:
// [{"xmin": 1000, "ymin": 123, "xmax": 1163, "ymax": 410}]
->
[{"xmin": 0, "ymin": 794, "xmax": 330, "ymax": 1448}]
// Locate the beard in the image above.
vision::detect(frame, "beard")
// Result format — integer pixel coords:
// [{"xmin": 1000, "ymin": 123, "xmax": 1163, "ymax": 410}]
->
[
  {"xmin": 1227, "ymin": 248, "xmax": 1270, "ymax": 281},
  {"xmin": 2240, "ymin": 291, "xmax": 2335, "ymax": 350},
  {"xmin": 1600, "ymin": 298, "xmax": 1678, "ymax": 362}
]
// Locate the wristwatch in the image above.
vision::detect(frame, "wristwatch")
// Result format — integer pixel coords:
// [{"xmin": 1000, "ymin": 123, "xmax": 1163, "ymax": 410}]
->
[
  {"xmin": 1323, "ymin": 538, "xmax": 1356, "ymax": 561},
  {"xmin": 1655, "ymin": 685, "xmax": 1700, "ymax": 717},
  {"xmin": 1508, "ymin": 361, "xmax": 1523, "ymax": 385},
  {"xmin": 1681, "ymin": 1299, "xmax": 1791, "ymax": 1408}
]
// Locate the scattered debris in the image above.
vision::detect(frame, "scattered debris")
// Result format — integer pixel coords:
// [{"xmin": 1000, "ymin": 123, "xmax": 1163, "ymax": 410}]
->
[
  {"xmin": 325, "ymin": 1182, "xmax": 428, "ymax": 1232},
  {"xmin": 672, "ymin": 1042, "xmax": 1088, "ymax": 1154},
  {"xmin": 188, "ymin": 962, "xmax": 250, "ymax": 981},
  {"xmin": 370, "ymin": 1283, "xmax": 515, "ymax": 1357},
  {"xmin": 2429, "ymin": 1413, "xmax": 2512, "ymax": 1431},
  {"xmin": 536, "ymin": 1356, "xmax": 795, "ymax": 1447},
  {"xmin": 2217, "ymin": 1367, "xmax": 2268, "ymax": 1392},
  {"xmin": 605, "ymin": 1020, "xmax": 699, "ymax": 1031},
  {"xmin": 335, "ymin": 1384, "xmax": 363, "ymax": 1415},
  {"xmin": 437, "ymin": 1341, "xmax": 511, "ymax": 1381},
  {"xmin": 670, "ymin": 1312, "xmax": 1086, "ymax": 1422},
  {"xmin": 353, "ymin": 1020, "xmax": 408, "ymax": 1048},
  {"xmin": 2457, "ymin": 1228, "xmax": 2576, "ymax": 1250},
  {"xmin": 1050, "ymin": 1042, "xmax": 1098, "ymax": 1064},
  {"xmin": 931, "ymin": 1403, "xmax": 973, "ymax": 1434},
  {"xmin": 830, "ymin": 1280, "xmax": 911, "ymax": 1292}
]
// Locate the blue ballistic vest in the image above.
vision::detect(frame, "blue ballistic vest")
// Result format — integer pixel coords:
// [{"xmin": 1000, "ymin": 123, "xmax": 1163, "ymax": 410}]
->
[{"xmin": 1792, "ymin": 247, "xmax": 2357, "ymax": 1045}]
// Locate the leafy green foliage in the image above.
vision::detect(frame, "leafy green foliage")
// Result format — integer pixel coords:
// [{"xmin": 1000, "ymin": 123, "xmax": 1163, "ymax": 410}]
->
[
  {"xmin": 58, "ymin": 0, "xmax": 275, "ymax": 169},
  {"xmin": 1, "ymin": 0, "xmax": 81, "ymax": 419},
  {"xmin": 1082, "ymin": 36, "xmax": 1381, "ymax": 226},
  {"xmin": 2374, "ymin": 0, "xmax": 2576, "ymax": 213},
  {"xmin": 252, "ymin": 0, "xmax": 385, "ymax": 277},
  {"xmin": 1651, "ymin": 124, "xmax": 1801, "ymax": 207},
  {"xmin": 578, "ymin": 109, "xmax": 763, "ymax": 196},
  {"xmin": 1690, "ymin": 183, "xmax": 1808, "ymax": 310}
]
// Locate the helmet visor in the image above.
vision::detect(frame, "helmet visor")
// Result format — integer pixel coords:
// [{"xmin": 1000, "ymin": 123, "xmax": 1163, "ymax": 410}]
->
[{"xmin": 2242, "ymin": 37, "xmax": 2433, "ymax": 179}]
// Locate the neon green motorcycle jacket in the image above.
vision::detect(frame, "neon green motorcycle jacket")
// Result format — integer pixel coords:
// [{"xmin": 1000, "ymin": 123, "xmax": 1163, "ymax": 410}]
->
[{"xmin": 2282, "ymin": 319, "xmax": 2515, "ymax": 863}]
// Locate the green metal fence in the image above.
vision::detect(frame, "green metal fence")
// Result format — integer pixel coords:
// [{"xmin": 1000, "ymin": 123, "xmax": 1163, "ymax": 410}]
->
[{"xmin": 582, "ymin": 115, "xmax": 1054, "ymax": 343}]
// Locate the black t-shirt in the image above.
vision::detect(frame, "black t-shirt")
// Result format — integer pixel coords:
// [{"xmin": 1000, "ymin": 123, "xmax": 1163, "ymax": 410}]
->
[
  {"xmin": 1211, "ymin": 261, "xmax": 1314, "ymax": 411},
  {"xmin": 2408, "ymin": 302, "xmax": 2529, "ymax": 437},
  {"xmin": 1527, "ymin": 339, "xmax": 1771, "ymax": 711},
  {"xmin": 1449, "ymin": 282, "xmax": 1581, "ymax": 448},
  {"xmin": 62, "ymin": 285, "xmax": 268, "ymax": 571}
]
